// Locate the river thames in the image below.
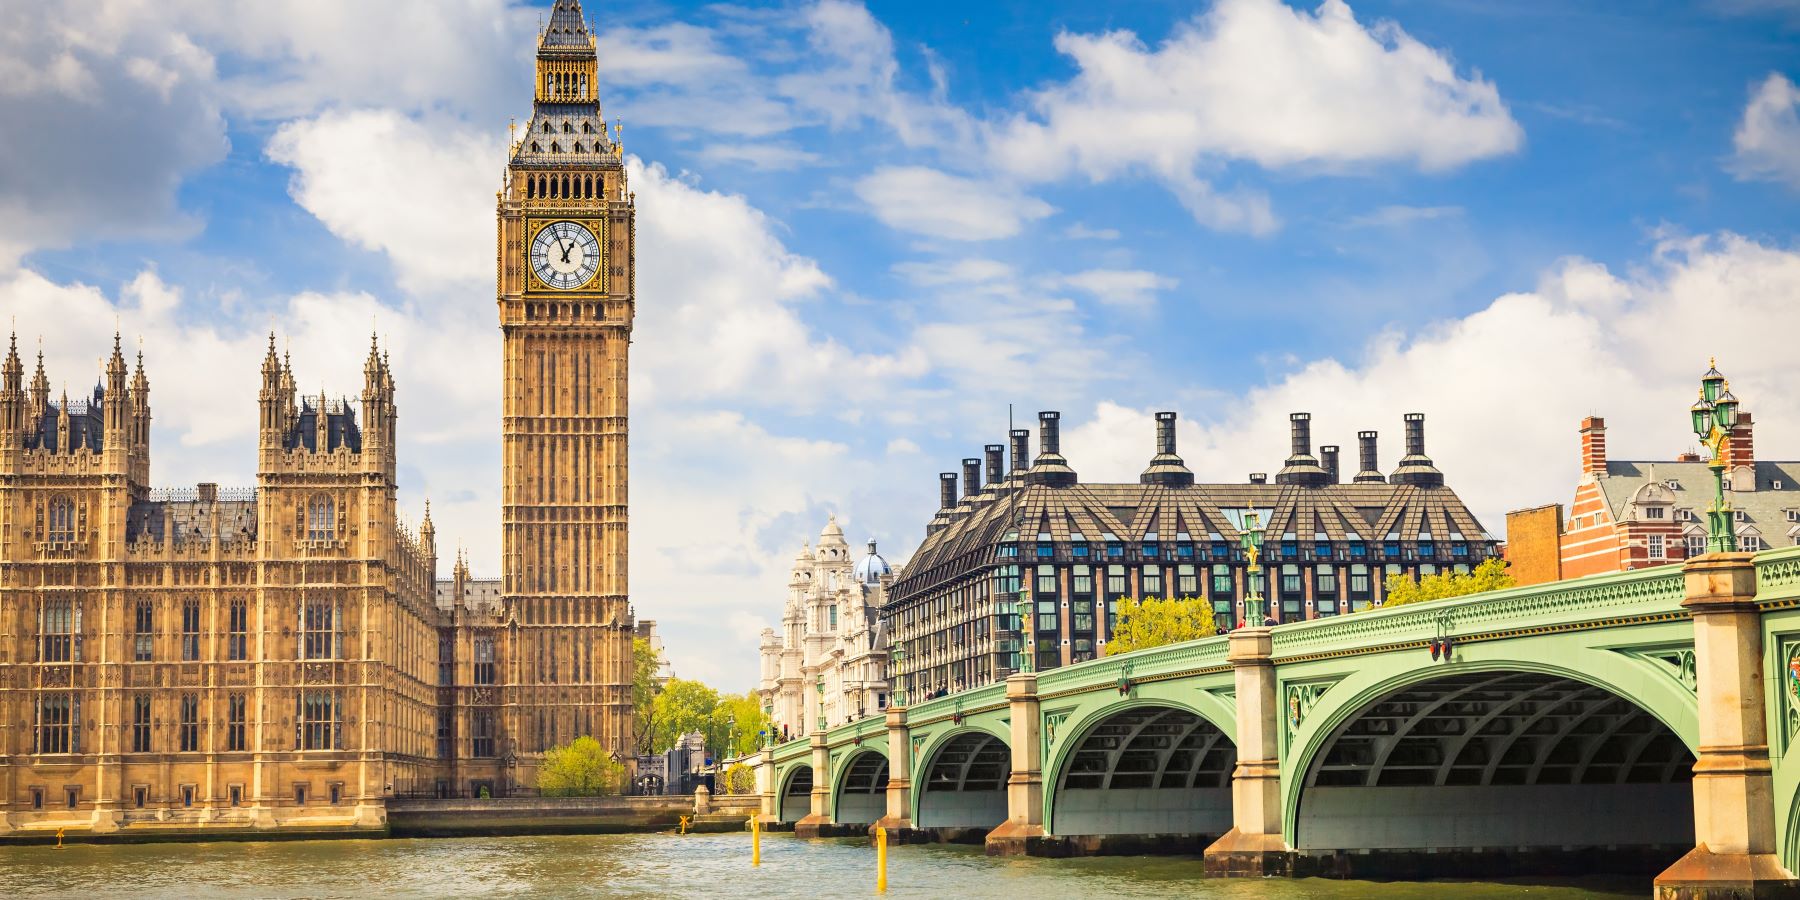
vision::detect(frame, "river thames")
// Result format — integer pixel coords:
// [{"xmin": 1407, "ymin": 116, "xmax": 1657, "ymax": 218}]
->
[{"xmin": 0, "ymin": 832, "xmax": 1646, "ymax": 898}]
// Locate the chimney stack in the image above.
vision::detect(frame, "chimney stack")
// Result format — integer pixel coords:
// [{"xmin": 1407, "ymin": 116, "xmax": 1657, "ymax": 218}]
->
[
  {"xmin": 1726, "ymin": 411, "xmax": 1755, "ymax": 475},
  {"xmin": 1276, "ymin": 412, "xmax": 1330, "ymax": 485},
  {"xmin": 1027, "ymin": 411, "xmax": 1078, "ymax": 486},
  {"xmin": 939, "ymin": 472, "xmax": 958, "ymax": 510},
  {"xmin": 1009, "ymin": 429, "xmax": 1030, "ymax": 478},
  {"xmin": 1320, "ymin": 445, "xmax": 1340, "ymax": 484},
  {"xmin": 1249, "ymin": 472, "xmax": 1268, "ymax": 485},
  {"xmin": 984, "ymin": 444, "xmax": 1004, "ymax": 488},
  {"xmin": 1388, "ymin": 413, "xmax": 1444, "ymax": 487},
  {"xmin": 1354, "ymin": 430, "xmax": 1384, "ymax": 483},
  {"xmin": 962, "ymin": 458, "xmax": 981, "ymax": 498},
  {"xmin": 1140, "ymin": 411, "xmax": 1194, "ymax": 487},
  {"xmin": 1579, "ymin": 416, "xmax": 1607, "ymax": 479}
]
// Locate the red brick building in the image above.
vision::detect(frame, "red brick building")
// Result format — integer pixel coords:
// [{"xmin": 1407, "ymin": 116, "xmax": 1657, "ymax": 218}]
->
[{"xmin": 1508, "ymin": 406, "xmax": 1797, "ymax": 585}]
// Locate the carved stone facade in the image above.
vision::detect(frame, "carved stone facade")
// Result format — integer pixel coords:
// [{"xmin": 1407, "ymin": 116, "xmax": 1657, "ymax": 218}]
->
[
  {"xmin": 757, "ymin": 517, "xmax": 895, "ymax": 741},
  {"xmin": 0, "ymin": 334, "xmax": 440, "ymax": 836},
  {"xmin": 498, "ymin": 0, "xmax": 636, "ymax": 774}
]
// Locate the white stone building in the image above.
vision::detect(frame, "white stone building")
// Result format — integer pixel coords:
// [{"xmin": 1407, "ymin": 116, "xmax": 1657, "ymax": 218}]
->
[{"xmin": 758, "ymin": 516, "xmax": 896, "ymax": 742}]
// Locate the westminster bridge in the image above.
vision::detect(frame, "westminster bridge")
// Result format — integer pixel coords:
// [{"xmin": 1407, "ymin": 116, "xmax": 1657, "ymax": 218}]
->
[{"xmin": 752, "ymin": 550, "xmax": 1800, "ymax": 897}]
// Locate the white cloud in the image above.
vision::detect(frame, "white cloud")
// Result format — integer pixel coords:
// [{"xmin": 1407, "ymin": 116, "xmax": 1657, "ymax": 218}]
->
[
  {"xmin": 1731, "ymin": 73, "xmax": 1800, "ymax": 190},
  {"xmin": 854, "ymin": 166, "xmax": 1053, "ymax": 240},
  {"xmin": 267, "ymin": 110, "xmax": 504, "ymax": 288},
  {"xmin": 1063, "ymin": 232, "xmax": 1800, "ymax": 540},
  {"xmin": 1058, "ymin": 268, "xmax": 1178, "ymax": 309},
  {"xmin": 1064, "ymin": 223, "xmax": 1122, "ymax": 241},
  {"xmin": 990, "ymin": 0, "xmax": 1521, "ymax": 230},
  {"xmin": 695, "ymin": 143, "xmax": 822, "ymax": 171}
]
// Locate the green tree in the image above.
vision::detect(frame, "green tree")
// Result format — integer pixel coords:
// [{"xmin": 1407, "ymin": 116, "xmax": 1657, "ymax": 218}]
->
[
  {"xmin": 1104, "ymin": 596, "xmax": 1217, "ymax": 655},
  {"xmin": 1381, "ymin": 558, "xmax": 1515, "ymax": 608},
  {"xmin": 631, "ymin": 638, "xmax": 662, "ymax": 755},
  {"xmin": 706, "ymin": 691, "xmax": 769, "ymax": 760},
  {"xmin": 651, "ymin": 677, "xmax": 721, "ymax": 754},
  {"xmin": 721, "ymin": 762, "xmax": 756, "ymax": 795},
  {"xmin": 536, "ymin": 735, "xmax": 626, "ymax": 796}
]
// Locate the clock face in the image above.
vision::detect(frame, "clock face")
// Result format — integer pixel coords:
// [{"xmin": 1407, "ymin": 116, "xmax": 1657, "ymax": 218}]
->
[{"xmin": 531, "ymin": 220, "xmax": 602, "ymax": 290}]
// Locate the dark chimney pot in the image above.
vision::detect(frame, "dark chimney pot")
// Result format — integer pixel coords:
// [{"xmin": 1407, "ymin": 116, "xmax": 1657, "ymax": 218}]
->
[
  {"xmin": 1141, "ymin": 410, "xmax": 1194, "ymax": 486},
  {"xmin": 1277, "ymin": 411, "xmax": 1330, "ymax": 486},
  {"xmin": 1389, "ymin": 413, "xmax": 1444, "ymax": 487},
  {"xmin": 1027, "ymin": 411, "xmax": 1079, "ymax": 486},
  {"xmin": 984, "ymin": 444, "xmax": 1004, "ymax": 487},
  {"xmin": 1249, "ymin": 473, "xmax": 1268, "ymax": 485},
  {"xmin": 1320, "ymin": 445, "xmax": 1340, "ymax": 484},
  {"xmin": 962, "ymin": 458, "xmax": 981, "ymax": 498},
  {"xmin": 1009, "ymin": 429, "xmax": 1030, "ymax": 474},
  {"xmin": 939, "ymin": 472, "xmax": 958, "ymax": 510},
  {"xmin": 1354, "ymin": 430, "xmax": 1384, "ymax": 483},
  {"xmin": 1038, "ymin": 411, "xmax": 1061, "ymax": 455}
]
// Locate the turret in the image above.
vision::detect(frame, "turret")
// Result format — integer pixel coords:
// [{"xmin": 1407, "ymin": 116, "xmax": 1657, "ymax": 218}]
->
[
  {"xmin": 104, "ymin": 332, "xmax": 128, "ymax": 450},
  {"xmin": 28, "ymin": 347, "xmax": 49, "ymax": 433},
  {"xmin": 1275, "ymin": 412, "xmax": 1330, "ymax": 486},
  {"xmin": 1027, "ymin": 411, "xmax": 1078, "ymax": 487},
  {"xmin": 1388, "ymin": 413, "xmax": 1444, "ymax": 487},
  {"xmin": 1140, "ymin": 411, "xmax": 1194, "ymax": 487},
  {"xmin": 1, "ymin": 332, "xmax": 22, "ymax": 438}
]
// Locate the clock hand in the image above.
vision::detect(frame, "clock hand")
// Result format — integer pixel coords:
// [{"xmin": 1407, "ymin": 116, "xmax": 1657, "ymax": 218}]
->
[{"xmin": 559, "ymin": 239, "xmax": 574, "ymax": 264}]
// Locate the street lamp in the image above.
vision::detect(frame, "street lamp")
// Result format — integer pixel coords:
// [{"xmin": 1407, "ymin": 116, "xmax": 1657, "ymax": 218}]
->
[
  {"xmin": 1240, "ymin": 511, "xmax": 1268, "ymax": 627},
  {"xmin": 889, "ymin": 644, "xmax": 907, "ymax": 707},
  {"xmin": 1690, "ymin": 359, "xmax": 1741, "ymax": 554}
]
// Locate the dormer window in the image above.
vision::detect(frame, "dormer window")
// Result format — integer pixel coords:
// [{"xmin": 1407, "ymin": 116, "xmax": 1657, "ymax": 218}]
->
[
  {"xmin": 542, "ymin": 121, "xmax": 553, "ymax": 133},
  {"xmin": 1776, "ymin": 480, "xmax": 1786, "ymax": 490},
  {"xmin": 562, "ymin": 122, "xmax": 572, "ymax": 133},
  {"xmin": 1666, "ymin": 479, "xmax": 1680, "ymax": 490}
]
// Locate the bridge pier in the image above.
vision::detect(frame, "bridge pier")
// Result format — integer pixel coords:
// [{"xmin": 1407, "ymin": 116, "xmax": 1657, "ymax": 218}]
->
[
  {"xmin": 1204, "ymin": 626, "xmax": 1295, "ymax": 877},
  {"xmin": 871, "ymin": 706, "xmax": 917, "ymax": 841},
  {"xmin": 752, "ymin": 747, "xmax": 779, "ymax": 828},
  {"xmin": 793, "ymin": 731, "xmax": 833, "ymax": 839},
  {"xmin": 1656, "ymin": 553, "xmax": 1800, "ymax": 899},
  {"xmin": 985, "ymin": 673, "xmax": 1047, "ymax": 855}
]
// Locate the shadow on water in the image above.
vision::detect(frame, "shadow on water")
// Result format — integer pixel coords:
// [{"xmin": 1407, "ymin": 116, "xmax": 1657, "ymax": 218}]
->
[{"xmin": 0, "ymin": 831, "xmax": 1645, "ymax": 899}]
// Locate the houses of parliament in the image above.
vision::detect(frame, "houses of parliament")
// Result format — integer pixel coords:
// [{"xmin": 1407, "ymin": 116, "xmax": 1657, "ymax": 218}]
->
[{"xmin": 0, "ymin": 0, "xmax": 634, "ymax": 836}]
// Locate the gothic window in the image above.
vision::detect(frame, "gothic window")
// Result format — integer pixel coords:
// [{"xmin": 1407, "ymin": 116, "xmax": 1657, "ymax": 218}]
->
[
  {"xmin": 178, "ymin": 693, "xmax": 200, "ymax": 752},
  {"xmin": 297, "ymin": 690, "xmax": 339, "ymax": 751},
  {"xmin": 47, "ymin": 496, "xmax": 75, "ymax": 542},
  {"xmin": 307, "ymin": 494, "xmax": 335, "ymax": 541},
  {"xmin": 35, "ymin": 693, "xmax": 75, "ymax": 754},
  {"xmin": 562, "ymin": 121, "xmax": 572, "ymax": 133},
  {"xmin": 133, "ymin": 599, "xmax": 154, "ymax": 661},
  {"xmin": 472, "ymin": 711, "xmax": 496, "ymax": 758},
  {"xmin": 131, "ymin": 695, "xmax": 152, "ymax": 753},
  {"xmin": 531, "ymin": 141, "xmax": 542, "ymax": 152},
  {"xmin": 227, "ymin": 692, "xmax": 247, "ymax": 752},
  {"xmin": 301, "ymin": 596, "xmax": 337, "ymax": 660},
  {"xmin": 551, "ymin": 142, "xmax": 562, "ymax": 153},
  {"xmin": 474, "ymin": 634, "xmax": 496, "ymax": 685},
  {"xmin": 40, "ymin": 596, "xmax": 74, "ymax": 662},
  {"xmin": 227, "ymin": 599, "xmax": 248, "ymax": 661},
  {"xmin": 573, "ymin": 142, "xmax": 583, "ymax": 154},
  {"xmin": 438, "ymin": 636, "xmax": 454, "ymax": 686},
  {"xmin": 181, "ymin": 598, "xmax": 201, "ymax": 661},
  {"xmin": 436, "ymin": 710, "xmax": 453, "ymax": 758}
]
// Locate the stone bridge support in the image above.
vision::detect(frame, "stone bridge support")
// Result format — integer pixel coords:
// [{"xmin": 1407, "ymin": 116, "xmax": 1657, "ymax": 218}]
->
[
  {"xmin": 1204, "ymin": 626, "xmax": 1292, "ymax": 876},
  {"xmin": 793, "ymin": 731, "xmax": 832, "ymax": 839},
  {"xmin": 754, "ymin": 747, "xmax": 778, "ymax": 826},
  {"xmin": 872, "ymin": 706, "xmax": 913, "ymax": 840},
  {"xmin": 1656, "ymin": 553, "xmax": 1799, "ymax": 898},
  {"xmin": 985, "ymin": 673, "xmax": 1045, "ymax": 855}
]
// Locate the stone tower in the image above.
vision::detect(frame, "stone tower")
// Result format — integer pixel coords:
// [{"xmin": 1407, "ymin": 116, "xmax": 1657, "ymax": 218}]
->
[{"xmin": 497, "ymin": 0, "xmax": 635, "ymax": 766}]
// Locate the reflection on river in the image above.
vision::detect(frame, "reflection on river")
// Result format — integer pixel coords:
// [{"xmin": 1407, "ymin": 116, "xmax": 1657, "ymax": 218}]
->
[{"xmin": 0, "ymin": 832, "xmax": 1644, "ymax": 898}]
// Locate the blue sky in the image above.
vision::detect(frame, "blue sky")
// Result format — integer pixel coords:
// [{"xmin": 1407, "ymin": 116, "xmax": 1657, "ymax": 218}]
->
[{"xmin": 3, "ymin": 0, "xmax": 1800, "ymax": 688}]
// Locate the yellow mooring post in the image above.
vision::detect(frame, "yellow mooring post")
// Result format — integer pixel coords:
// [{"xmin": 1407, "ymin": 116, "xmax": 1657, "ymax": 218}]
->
[
  {"xmin": 751, "ymin": 816, "xmax": 761, "ymax": 866},
  {"xmin": 678, "ymin": 815, "xmax": 691, "ymax": 835},
  {"xmin": 55, "ymin": 828, "xmax": 65, "ymax": 850},
  {"xmin": 875, "ymin": 825, "xmax": 888, "ymax": 894}
]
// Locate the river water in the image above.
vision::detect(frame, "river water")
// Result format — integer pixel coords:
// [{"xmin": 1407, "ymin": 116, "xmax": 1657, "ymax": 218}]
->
[{"xmin": 1, "ymin": 832, "xmax": 1645, "ymax": 898}]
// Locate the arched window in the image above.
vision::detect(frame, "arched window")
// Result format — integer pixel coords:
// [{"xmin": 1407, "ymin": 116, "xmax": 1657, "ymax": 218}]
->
[
  {"xmin": 530, "ymin": 141, "xmax": 541, "ymax": 153},
  {"xmin": 47, "ymin": 496, "xmax": 75, "ymax": 543},
  {"xmin": 307, "ymin": 494, "xmax": 334, "ymax": 542},
  {"xmin": 542, "ymin": 119, "xmax": 552, "ymax": 133},
  {"xmin": 562, "ymin": 121, "xmax": 572, "ymax": 133},
  {"xmin": 573, "ymin": 142, "xmax": 583, "ymax": 154}
]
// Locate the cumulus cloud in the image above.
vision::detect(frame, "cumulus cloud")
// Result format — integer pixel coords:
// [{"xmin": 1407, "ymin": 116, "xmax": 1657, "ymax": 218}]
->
[
  {"xmin": 1063, "ymin": 232, "xmax": 1800, "ymax": 539},
  {"xmin": 1731, "ymin": 73, "xmax": 1800, "ymax": 190},
  {"xmin": 854, "ymin": 166, "xmax": 1053, "ymax": 240},
  {"xmin": 990, "ymin": 0, "xmax": 1521, "ymax": 230},
  {"xmin": 267, "ymin": 110, "xmax": 505, "ymax": 288}
]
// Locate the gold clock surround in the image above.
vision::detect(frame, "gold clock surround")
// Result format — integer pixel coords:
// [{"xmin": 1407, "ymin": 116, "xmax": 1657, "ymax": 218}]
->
[{"xmin": 525, "ymin": 217, "xmax": 608, "ymax": 293}]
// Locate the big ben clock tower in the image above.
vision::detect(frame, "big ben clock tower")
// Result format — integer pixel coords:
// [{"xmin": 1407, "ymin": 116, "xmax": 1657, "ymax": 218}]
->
[{"xmin": 497, "ymin": 0, "xmax": 634, "ymax": 766}]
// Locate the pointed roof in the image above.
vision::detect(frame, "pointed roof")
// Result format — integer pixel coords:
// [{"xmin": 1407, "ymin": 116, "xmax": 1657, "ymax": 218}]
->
[{"xmin": 542, "ymin": 0, "xmax": 592, "ymax": 49}]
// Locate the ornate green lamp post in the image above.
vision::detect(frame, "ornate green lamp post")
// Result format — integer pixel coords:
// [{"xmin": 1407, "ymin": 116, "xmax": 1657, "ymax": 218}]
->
[
  {"xmin": 815, "ymin": 676, "xmax": 826, "ymax": 731},
  {"xmin": 890, "ymin": 644, "xmax": 907, "ymax": 707},
  {"xmin": 1240, "ymin": 511, "xmax": 1267, "ymax": 626},
  {"xmin": 1690, "ymin": 359, "xmax": 1741, "ymax": 553}
]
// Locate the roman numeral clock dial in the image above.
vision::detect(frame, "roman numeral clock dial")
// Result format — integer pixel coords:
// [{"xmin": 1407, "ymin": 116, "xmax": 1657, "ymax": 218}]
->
[{"xmin": 530, "ymin": 220, "xmax": 603, "ymax": 291}]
